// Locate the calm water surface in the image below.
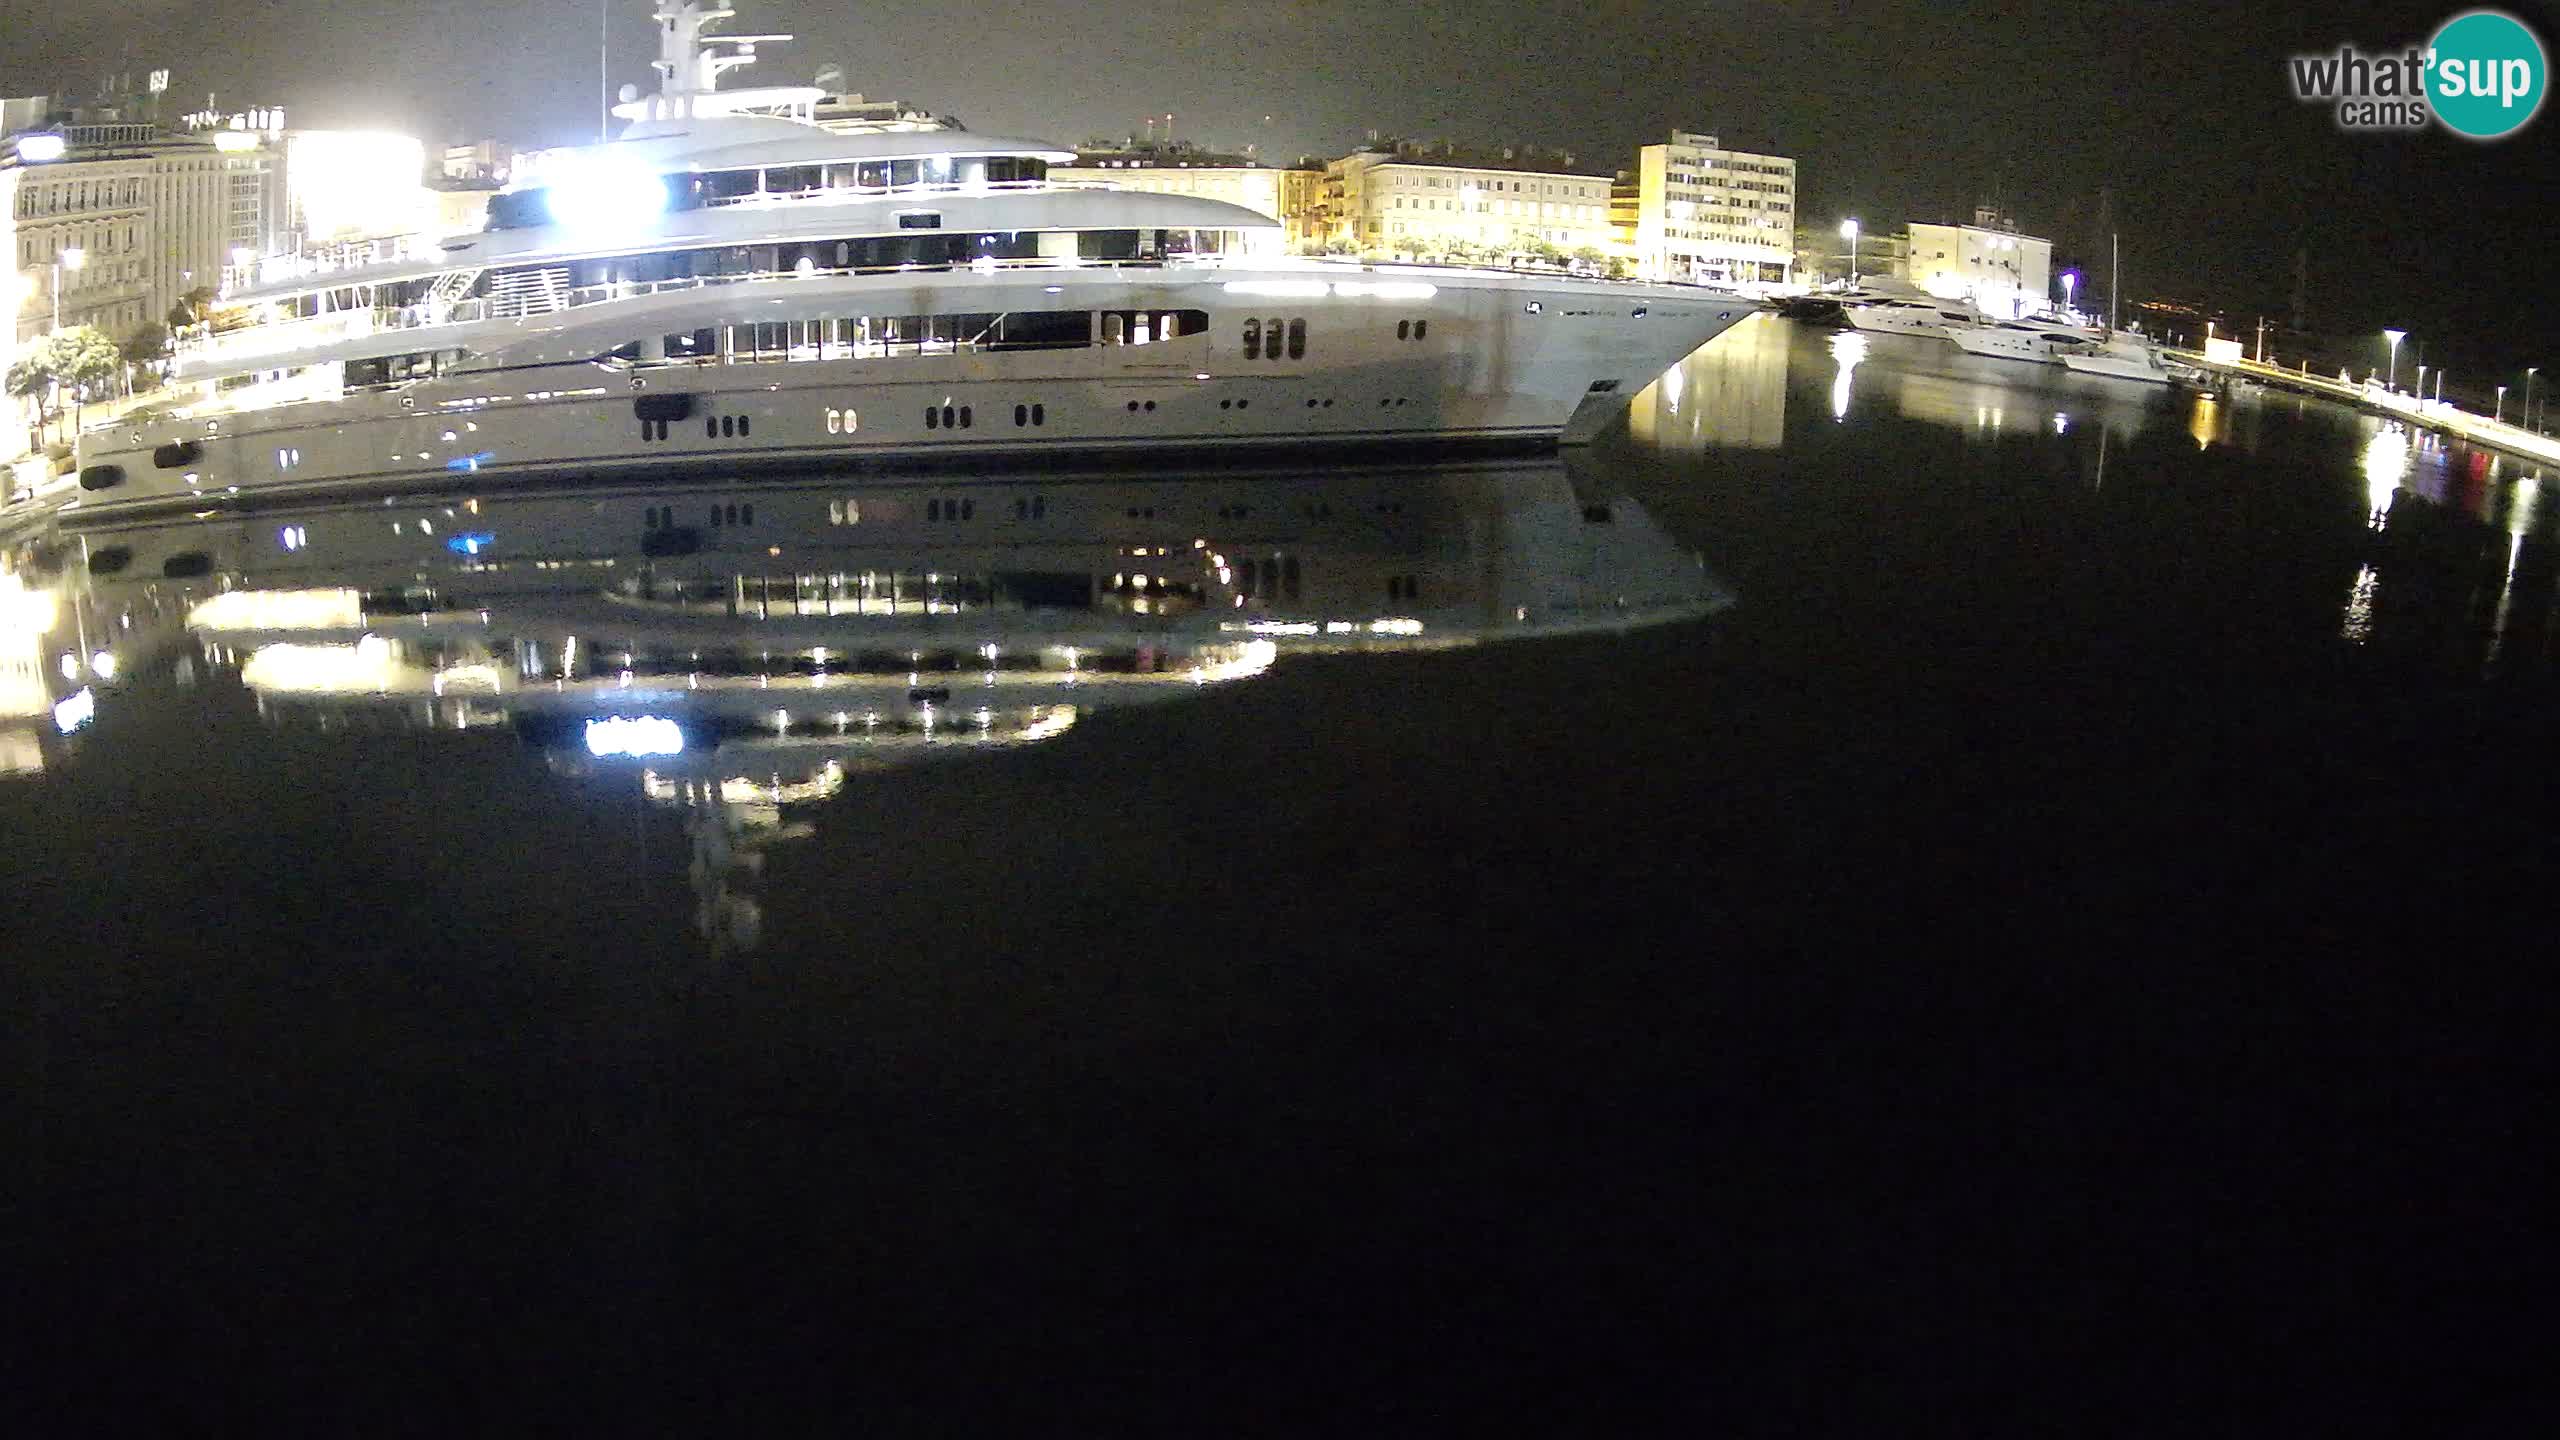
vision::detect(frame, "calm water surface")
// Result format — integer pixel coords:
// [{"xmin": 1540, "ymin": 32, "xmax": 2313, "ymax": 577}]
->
[{"xmin": 2, "ymin": 316, "xmax": 2542, "ymax": 1424}]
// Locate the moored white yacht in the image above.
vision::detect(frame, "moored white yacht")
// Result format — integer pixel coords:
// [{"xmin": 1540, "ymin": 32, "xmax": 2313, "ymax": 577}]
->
[
  {"xmin": 2059, "ymin": 334, "xmax": 2174, "ymax": 384},
  {"xmin": 68, "ymin": 1, "xmax": 1754, "ymax": 514},
  {"xmin": 1948, "ymin": 316, "xmax": 2102, "ymax": 365},
  {"xmin": 1842, "ymin": 294, "xmax": 1982, "ymax": 340}
]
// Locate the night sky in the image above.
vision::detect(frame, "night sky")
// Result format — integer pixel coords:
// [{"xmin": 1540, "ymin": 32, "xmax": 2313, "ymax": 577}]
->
[{"xmin": 2, "ymin": 0, "xmax": 2552, "ymax": 379}]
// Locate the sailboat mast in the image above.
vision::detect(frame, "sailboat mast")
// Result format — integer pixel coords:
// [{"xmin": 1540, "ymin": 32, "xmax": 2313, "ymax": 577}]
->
[{"xmin": 2109, "ymin": 232, "xmax": 2120, "ymax": 332}]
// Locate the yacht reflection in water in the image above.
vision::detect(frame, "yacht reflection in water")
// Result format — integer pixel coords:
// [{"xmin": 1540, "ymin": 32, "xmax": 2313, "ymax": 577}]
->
[{"xmin": 64, "ymin": 459, "xmax": 1731, "ymax": 949}]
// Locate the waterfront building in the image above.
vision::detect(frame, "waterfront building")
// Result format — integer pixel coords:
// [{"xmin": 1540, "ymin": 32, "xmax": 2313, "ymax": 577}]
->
[
  {"xmin": 4, "ymin": 111, "xmax": 244, "ymax": 346},
  {"xmin": 1321, "ymin": 141, "xmax": 1616, "ymax": 261},
  {"xmin": 1630, "ymin": 131, "xmax": 1796, "ymax": 287},
  {"xmin": 1907, "ymin": 208, "xmax": 2053, "ymax": 318},
  {"xmin": 1049, "ymin": 140, "xmax": 1321, "ymax": 255},
  {"xmin": 439, "ymin": 139, "xmax": 519, "ymax": 185}
]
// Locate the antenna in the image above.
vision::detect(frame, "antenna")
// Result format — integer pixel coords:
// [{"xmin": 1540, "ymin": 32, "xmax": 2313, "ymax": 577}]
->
[{"xmin": 599, "ymin": 0, "xmax": 609, "ymax": 142}]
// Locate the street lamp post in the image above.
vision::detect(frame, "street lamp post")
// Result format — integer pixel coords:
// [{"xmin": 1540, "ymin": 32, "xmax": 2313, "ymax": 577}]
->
[
  {"xmin": 2526, "ymin": 366, "xmax": 2541, "ymax": 434},
  {"xmin": 2384, "ymin": 329, "xmax": 2406, "ymax": 392},
  {"xmin": 1839, "ymin": 218, "xmax": 1860, "ymax": 288},
  {"xmin": 2497, "ymin": 385, "xmax": 2508, "ymax": 423},
  {"xmin": 2061, "ymin": 271, "xmax": 2078, "ymax": 318},
  {"xmin": 2434, "ymin": 370, "xmax": 2444, "ymax": 406},
  {"xmin": 50, "ymin": 247, "xmax": 88, "ymax": 331},
  {"xmin": 2416, "ymin": 364, "xmax": 2428, "ymax": 405}
]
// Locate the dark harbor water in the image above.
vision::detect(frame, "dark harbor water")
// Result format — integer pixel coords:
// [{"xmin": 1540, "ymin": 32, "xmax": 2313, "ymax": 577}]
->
[{"xmin": 3, "ymin": 316, "xmax": 2544, "ymax": 1424}]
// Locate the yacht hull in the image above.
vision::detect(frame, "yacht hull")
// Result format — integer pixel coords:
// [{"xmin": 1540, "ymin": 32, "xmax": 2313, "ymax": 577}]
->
[
  {"xmin": 2060, "ymin": 350, "xmax": 2173, "ymax": 384},
  {"xmin": 73, "ymin": 270, "xmax": 1755, "ymax": 514}
]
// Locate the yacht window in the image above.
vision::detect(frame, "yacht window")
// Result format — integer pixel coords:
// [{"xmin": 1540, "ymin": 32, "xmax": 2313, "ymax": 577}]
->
[
  {"xmin": 1243, "ymin": 318, "xmax": 1261, "ymax": 359},
  {"xmin": 984, "ymin": 311, "xmax": 1090, "ymax": 349},
  {"xmin": 1076, "ymin": 229, "xmax": 1140, "ymax": 261},
  {"xmin": 766, "ymin": 165, "xmax": 820, "ymax": 195},
  {"xmin": 1266, "ymin": 316, "xmax": 1282, "ymax": 360},
  {"xmin": 1287, "ymin": 319, "xmax": 1307, "ymax": 359},
  {"xmin": 857, "ymin": 161, "xmax": 891, "ymax": 188},
  {"xmin": 889, "ymin": 160, "xmax": 923, "ymax": 188},
  {"xmin": 1103, "ymin": 313, "xmax": 1126, "ymax": 345},
  {"xmin": 702, "ymin": 169, "xmax": 760, "ymax": 203}
]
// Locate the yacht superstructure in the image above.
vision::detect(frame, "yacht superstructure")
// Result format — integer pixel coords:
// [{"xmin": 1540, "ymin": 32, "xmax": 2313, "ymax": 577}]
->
[{"xmin": 69, "ymin": 2, "xmax": 1755, "ymax": 513}]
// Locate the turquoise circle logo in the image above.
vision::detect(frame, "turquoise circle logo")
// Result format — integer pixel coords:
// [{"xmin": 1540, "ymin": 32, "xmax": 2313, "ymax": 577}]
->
[{"xmin": 2429, "ymin": 10, "xmax": 2547, "ymax": 138}]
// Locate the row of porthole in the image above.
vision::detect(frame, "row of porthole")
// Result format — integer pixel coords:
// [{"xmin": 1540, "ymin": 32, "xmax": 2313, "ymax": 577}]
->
[
  {"xmin": 642, "ymin": 502, "xmax": 752, "ymax": 527},
  {"xmin": 925, "ymin": 497, "xmax": 975, "ymax": 521},
  {"xmin": 710, "ymin": 415, "xmax": 752, "ymax": 438},
  {"xmin": 1394, "ymin": 320, "xmax": 1431, "ymax": 341},
  {"xmin": 1014, "ymin": 403, "xmax": 1047, "ymax": 427},
  {"xmin": 926, "ymin": 404, "xmax": 972, "ymax": 430}
]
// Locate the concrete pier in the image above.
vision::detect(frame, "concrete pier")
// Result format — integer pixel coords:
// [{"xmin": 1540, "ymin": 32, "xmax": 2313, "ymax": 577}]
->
[{"xmin": 2181, "ymin": 350, "xmax": 2560, "ymax": 470}]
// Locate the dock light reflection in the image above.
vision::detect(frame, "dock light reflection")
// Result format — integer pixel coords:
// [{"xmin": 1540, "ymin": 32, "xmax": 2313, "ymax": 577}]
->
[
  {"xmin": 585, "ymin": 715, "xmax": 686, "ymax": 758},
  {"xmin": 1829, "ymin": 331, "xmax": 1868, "ymax": 421}
]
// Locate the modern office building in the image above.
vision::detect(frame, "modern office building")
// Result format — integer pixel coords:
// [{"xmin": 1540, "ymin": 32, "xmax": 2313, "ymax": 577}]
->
[{"xmin": 1630, "ymin": 131, "xmax": 1796, "ymax": 286}]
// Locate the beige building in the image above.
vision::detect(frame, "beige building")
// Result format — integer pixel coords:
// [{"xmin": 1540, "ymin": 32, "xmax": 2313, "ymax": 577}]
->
[
  {"xmin": 1322, "ymin": 143, "xmax": 1616, "ymax": 260},
  {"xmin": 1907, "ymin": 207, "xmax": 2053, "ymax": 318},
  {"xmin": 1632, "ymin": 131, "xmax": 1796, "ymax": 287},
  {"xmin": 1050, "ymin": 142, "xmax": 1320, "ymax": 255},
  {"xmin": 7, "ymin": 98, "xmax": 274, "ymax": 356}
]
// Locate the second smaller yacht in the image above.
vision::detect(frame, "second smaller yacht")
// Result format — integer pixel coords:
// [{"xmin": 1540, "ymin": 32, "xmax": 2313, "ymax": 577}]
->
[
  {"xmin": 2060, "ymin": 334, "xmax": 2174, "ymax": 384},
  {"xmin": 1949, "ymin": 317, "xmax": 2100, "ymax": 365},
  {"xmin": 1843, "ymin": 295, "xmax": 1983, "ymax": 340}
]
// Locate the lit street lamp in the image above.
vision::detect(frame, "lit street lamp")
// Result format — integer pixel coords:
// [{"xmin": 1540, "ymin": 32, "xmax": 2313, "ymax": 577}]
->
[
  {"xmin": 1839, "ymin": 218, "xmax": 1860, "ymax": 286},
  {"xmin": 51, "ymin": 246, "xmax": 86, "ymax": 331},
  {"xmin": 2060, "ymin": 270, "xmax": 2078, "ymax": 317},
  {"xmin": 2383, "ymin": 329, "xmax": 2407, "ymax": 393},
  {"xmin": 2527, "ymin": 366, "xmax": 2541, "ymax": 434},
  {"xmin": 2497, "ymin": 385, "xmax": 2508, "ymax": 423}
]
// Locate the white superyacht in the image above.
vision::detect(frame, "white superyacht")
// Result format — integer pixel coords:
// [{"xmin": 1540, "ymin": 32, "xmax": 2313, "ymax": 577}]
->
[{"xmin": 72, "ymin": 1, "xmax": 1755, "ymax": 512}]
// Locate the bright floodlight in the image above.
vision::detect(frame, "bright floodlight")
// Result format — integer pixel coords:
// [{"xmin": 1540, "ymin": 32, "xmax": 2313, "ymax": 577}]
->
[
  {"xmin": 60, "ymin": 246, "xmax": 85, "ymax": 271},
  {"xmin": 545, "ymin": 159, "xmax": 669, "ymax": 233},
  {"xmin": 18, "ymin": 134, "xmax": 65, "ymax": 162},
  {"xmin": 1838, "ymin": 218, "xmax": 1860, "ymax": 241},
  {"xmin": 585, "ymin": 715, "xmax": 685, "ymax": 758}
]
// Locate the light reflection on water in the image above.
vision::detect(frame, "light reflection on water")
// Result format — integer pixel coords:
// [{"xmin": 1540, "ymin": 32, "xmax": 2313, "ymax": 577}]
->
[
  {"xmin": 1632, "ymin": 314, "xmax": 2560, "ymax": 678},
  {"xmin": 1627, "ymin": 312, "xmax": 1788, "ymax": 451}
]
